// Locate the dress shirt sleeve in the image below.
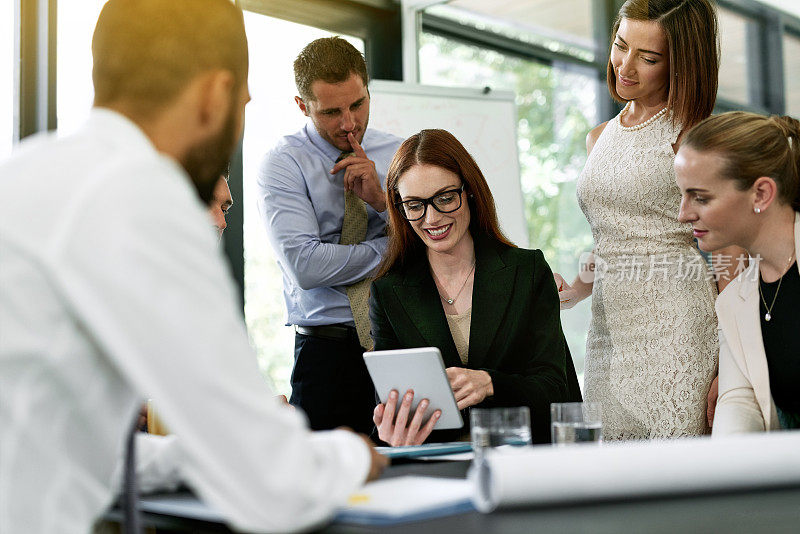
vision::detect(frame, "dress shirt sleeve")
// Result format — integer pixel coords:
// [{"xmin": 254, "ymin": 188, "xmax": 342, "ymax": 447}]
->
[
  {"xmin": 478, "ymin": 250, "xmax": 570, "ymax": 442},
  {"xmin": 108, "ymin": 433, "xmax": 183, "ymax": 495},
  {"xmin": 53, "ymin": 159, "xmax": 370, "ymax": 533},
  {"xmin": 258, "ymin": 151, "xmax": 387, "ymax": 290},
  {"xmin": 713, "ymin": 327, "xmax": 767, "ymax": 435}
]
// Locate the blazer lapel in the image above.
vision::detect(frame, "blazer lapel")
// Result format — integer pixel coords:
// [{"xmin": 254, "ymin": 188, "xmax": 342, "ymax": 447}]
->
[
  {"xmin": 735, "ymin": 260, "xmax": 773, "ymax": 430},
  {"xmin": 392, "ymin": 257, "xmax": 462, "ymax": 368},
  {"xmin": 468, "ymin": 237, "xmax": 515, "ymax": 370}
]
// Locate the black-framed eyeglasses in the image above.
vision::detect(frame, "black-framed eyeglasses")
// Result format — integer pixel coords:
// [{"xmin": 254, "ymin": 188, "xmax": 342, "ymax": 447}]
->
[{"xmin": 395, "ymin": 184, "xmax": 465, "ymax": 221}]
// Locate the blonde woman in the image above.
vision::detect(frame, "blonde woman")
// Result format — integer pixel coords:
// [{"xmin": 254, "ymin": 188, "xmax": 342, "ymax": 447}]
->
[{"xmin": 675, "ymin": 112, "xmax": 800, "ymax": 433}]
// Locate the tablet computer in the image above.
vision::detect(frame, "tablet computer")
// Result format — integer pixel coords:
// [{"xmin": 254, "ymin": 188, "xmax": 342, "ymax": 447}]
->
[{"xmin": 363, "ymin": 347, "xmax": 464, "ymax": 430}]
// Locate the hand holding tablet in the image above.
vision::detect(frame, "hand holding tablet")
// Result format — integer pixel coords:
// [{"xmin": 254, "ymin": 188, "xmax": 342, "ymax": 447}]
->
[
  {"xmin": 364, "ymin": 347, "xmax": 465, "ymax": 446},
  {"xmin": 373, "ymin": 389, "xmax": 441, "ymax": 446}
]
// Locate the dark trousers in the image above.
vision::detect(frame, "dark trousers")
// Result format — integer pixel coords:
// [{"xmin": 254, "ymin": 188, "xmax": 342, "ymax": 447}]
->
[{"xmin": 290, "ymin": 331, "xmax": 376, "ymax": 435}]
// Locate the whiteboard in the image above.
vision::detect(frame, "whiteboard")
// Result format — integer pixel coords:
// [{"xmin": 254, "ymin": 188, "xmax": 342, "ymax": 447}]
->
[{"xmin": 368, "ymin": 81, "xmax": 528, "ymax": 247}]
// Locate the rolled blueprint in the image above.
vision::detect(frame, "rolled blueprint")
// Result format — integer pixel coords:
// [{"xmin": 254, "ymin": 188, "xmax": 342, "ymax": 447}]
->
[{"xmin": 471, "ymin": 432, "xmax": 800, "ymax": 512}]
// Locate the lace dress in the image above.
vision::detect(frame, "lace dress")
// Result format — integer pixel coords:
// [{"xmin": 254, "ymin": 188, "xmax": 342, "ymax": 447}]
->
[{"xmin": 576, "ymin": 106, "xmax": 718, "ymax": 440}]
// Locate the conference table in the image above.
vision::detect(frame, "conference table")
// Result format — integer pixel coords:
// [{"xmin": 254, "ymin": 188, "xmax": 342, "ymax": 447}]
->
[{"xmin": 105, "ymin": 458, "xmax": 800, "ymax": 533}]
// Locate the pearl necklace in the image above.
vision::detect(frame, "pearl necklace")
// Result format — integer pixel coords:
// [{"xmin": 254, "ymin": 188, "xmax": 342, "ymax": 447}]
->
[{"xmin": 618, "ymin": 102, "xmax": 668, "ymax": 131}]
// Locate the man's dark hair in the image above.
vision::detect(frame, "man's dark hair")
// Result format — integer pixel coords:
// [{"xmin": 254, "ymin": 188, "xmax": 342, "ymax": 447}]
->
[{"xmin": 293, "ymin": 37, "xmax": 368, "ymax": 101}]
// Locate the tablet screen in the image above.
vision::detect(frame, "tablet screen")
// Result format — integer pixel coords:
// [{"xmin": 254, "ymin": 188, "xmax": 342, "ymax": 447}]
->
[{"xmin": 363, "ymin": 347, "xmax": 464, "ymax": 430}]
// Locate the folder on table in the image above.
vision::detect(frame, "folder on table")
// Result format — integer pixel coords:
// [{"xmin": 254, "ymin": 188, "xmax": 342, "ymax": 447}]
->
[
  {"xmin": 335, "ymin": 476, "xmax": 475, "ymax": 526},
  {"xmin": 375, "ymin": 441, "xmax": 472, "ymax": 459}
]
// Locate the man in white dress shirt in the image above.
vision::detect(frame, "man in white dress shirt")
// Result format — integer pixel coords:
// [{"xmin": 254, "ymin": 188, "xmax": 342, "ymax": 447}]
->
[{"xmin": 0, "ymin": 1, "xmax": 386, "ymax": 533}]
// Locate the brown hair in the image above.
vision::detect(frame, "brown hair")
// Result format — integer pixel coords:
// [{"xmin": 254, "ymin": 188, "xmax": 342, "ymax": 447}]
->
[
  {"xmin": 376, "ymin": 129, "xmax": 514, "ymax": 278},
  {"xmin": 92, "ymin": 0, "xmax": 248, "ymax": 119},
  {"xmin": 294, "ymin": 37, "xmax": 369, "ymax": 101},
  {"xmin": 683, "ymin": 111, "xmax": 800, "ymax": 211},
  {"xmin": 607, "ymin": 0, "xmax": 719, "ymax": 129}
]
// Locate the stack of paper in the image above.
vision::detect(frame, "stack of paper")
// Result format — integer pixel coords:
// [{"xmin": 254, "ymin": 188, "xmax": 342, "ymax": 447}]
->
[
  {"xmin": 471, "ymin": 432, "xmax": 800, "ymax": 512},
  {"xmin": 335, "ymin": 476, "xmax": 474, "ymax": 525}
]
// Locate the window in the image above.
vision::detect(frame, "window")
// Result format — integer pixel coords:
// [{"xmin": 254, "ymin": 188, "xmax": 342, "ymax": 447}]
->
[
  {"xmin": 424, "ymin": 0, "xmax": 594, "ymax": 62},
  {"xmin": 419, "ymin": 33, "xmax": 596, "ymax": 378},
  {"xmin": 718, "ymin": 8, "xmax": 751, "ymax": 104},
  {"xmin": 1, "ymin": 0, "xmax": 14, "ymax": 158},
  {"xmin": 241, "ymin": 11, "xmax": 364, "ymax": 395},
  {"xmin": 784, "ymin": 33, "xmax": 800, "ymax": 116},
  {"xmin": 57, "ymin": 1, "xmax": 108, "ymax": 135},
  {"xmin": 448, "ymin": 0, "xmax": 595, "ymax": 51}
]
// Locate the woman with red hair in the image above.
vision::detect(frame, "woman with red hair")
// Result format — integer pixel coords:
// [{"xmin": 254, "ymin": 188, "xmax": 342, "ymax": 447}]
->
[{"xmin": 369, "ymin": 129, "xmax": 581, "ymax": 446}]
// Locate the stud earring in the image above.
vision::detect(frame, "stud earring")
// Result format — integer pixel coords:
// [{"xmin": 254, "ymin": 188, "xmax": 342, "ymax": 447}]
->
[{"xmin": 754, "ymin": 207, "xmax": 761, "ymax": 214}]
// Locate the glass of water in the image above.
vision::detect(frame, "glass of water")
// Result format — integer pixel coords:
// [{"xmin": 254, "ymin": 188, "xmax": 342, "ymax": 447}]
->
[
  {"xmin": 550, "ymin": 402, "xmax": 602, "ymax": 445},
  {"xmin": 471, "ymin": 407, "xmax": 532, "ymax": 457}
]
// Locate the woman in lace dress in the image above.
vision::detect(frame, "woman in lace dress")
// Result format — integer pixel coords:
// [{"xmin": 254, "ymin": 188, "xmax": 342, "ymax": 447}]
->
[{"xmin": 555, "ymin": 0, "xmax": 735, "ymax": 440}]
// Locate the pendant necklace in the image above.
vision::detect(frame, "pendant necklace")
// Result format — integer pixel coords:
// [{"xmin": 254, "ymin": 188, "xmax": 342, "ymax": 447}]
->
[
  {"xmin": 758, "ymin": 253, "xmax": 795, "ymax": 322},
  {"xmin": 435, "ymin": 261, "xmax": 476, "ymax": 305}
]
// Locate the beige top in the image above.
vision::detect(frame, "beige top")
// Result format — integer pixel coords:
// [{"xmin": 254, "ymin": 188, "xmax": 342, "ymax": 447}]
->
[{"xmin": 445, "ymin": 308, "xmax": 472, "ymax": 365}]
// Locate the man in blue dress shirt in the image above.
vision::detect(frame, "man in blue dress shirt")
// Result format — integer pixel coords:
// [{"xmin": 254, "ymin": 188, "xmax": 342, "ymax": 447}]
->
[{"xmin": 257, "ymin": 37, "xmax": 402, "ymax": 434}]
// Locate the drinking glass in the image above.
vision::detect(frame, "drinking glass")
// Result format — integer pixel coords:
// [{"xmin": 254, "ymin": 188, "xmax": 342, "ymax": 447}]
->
[
  {"xmin": 550, "ymin": 402, "xmax": 602, "ymax": 445},
  {"xmin": 471, "ymin": 407, "xmax": 532, "ymax": 457}
]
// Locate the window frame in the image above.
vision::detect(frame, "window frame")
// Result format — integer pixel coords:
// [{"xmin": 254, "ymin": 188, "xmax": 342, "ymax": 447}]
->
[{"xmin": 9, "ymin": 0, "xmax": 800, "ymax": 308}]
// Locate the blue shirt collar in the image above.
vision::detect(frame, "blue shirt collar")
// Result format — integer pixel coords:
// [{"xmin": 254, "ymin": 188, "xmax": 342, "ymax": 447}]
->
[{"xmin": 304, "ymin": 122, "xmax": 344, "ymax": 163}]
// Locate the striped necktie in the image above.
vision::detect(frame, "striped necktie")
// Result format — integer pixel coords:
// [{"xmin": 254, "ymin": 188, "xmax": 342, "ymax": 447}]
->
[{"xmin": 336, "ymin": 151, "xmax": 373, "ymax": 351}]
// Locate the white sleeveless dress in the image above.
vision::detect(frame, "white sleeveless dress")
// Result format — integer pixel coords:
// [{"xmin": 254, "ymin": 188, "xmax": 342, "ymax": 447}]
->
[{"xmin": 576, "ymin": 107, "xmax": 718, "ymax": 440}]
